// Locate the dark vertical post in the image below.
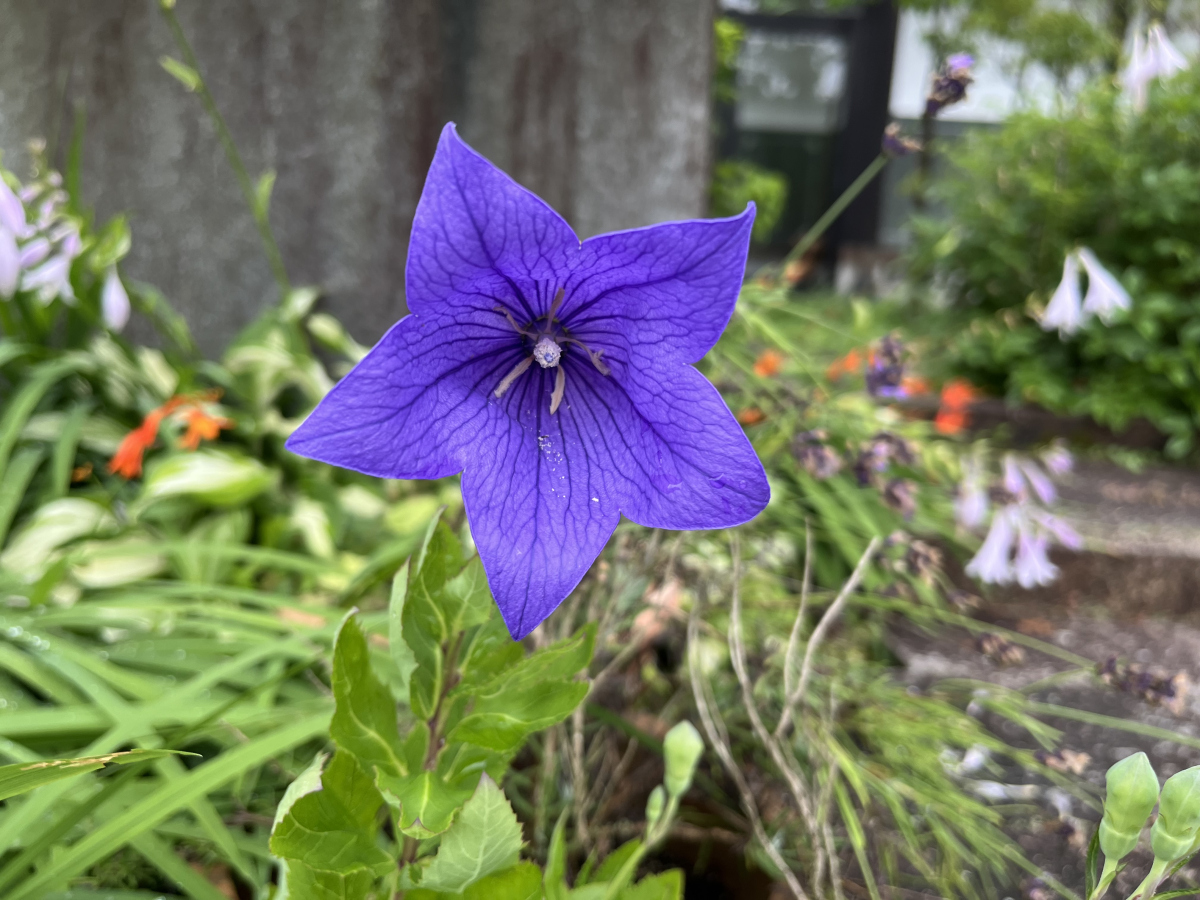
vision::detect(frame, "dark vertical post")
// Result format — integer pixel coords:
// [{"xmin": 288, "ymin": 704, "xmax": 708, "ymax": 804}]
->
[{"xmin": 826, "ymin": 0, "xmax": 898, "ymax": 258}]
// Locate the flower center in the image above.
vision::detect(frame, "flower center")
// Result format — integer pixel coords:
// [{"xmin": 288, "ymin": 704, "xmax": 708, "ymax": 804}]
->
[
  {"xmin": 533, "ymin": 336, "xmax": 561, "ymax": 369},
  {"xmin": 492, "ymin": 286, "xmax": 610, "ymax": 414}
]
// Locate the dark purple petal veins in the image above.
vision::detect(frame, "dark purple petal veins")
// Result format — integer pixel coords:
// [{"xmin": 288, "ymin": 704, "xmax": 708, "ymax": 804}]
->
[
  {"xmin": 289, "ymin": 123, "xmax": 769, "ymax": 639},
  {"xmin": 406, "ymin": 124, "xmax": 579, "ymax": 323}
]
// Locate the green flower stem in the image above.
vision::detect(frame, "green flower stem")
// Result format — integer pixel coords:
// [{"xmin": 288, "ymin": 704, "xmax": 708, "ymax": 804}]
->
[
  {"xmin": 157, "ymin": 5, "xmax": 291, "ymax": 295},
  {"xmin": 784, "ymin": 153, "xmax": 889, "ymax": 265},
  {"xmin": 1090, "ymin": 857, "xmax": 1119, "ymax": 900},
  {"xmin": 1128, "ymin": 857, "xmax": 1168, "ymax": 900}
]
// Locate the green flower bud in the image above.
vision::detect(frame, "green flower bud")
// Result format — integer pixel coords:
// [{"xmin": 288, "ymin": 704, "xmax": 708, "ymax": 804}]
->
[
  {"xmin": 645, "ymin": 785, "xmax": 665, "ymax": 825},
  {"xmin": 663, "ymin": 721, "xmax": 704, "ymax": 798},
  {"xmin": 1152, "ymin": 766, "xmax": 1200, "ymax": 863},
  {"xmin": 1099, "ymin": 752, "xmax": 1159, "ymax": 860}
]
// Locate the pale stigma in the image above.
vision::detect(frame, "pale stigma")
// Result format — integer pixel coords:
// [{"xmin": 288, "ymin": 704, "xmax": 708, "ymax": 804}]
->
[{"xmin": 533, "ymin": 336, "xmax": 561, "ymax": 368}]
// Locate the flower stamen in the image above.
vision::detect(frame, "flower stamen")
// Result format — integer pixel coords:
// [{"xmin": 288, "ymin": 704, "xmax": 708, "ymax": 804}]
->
[
  {"xmin": 494, "ymin": 355, "xmax": 534, "ymax": 399},
  {"xmin": 550, "ymin": 366, "xmax": 566, "ymax": 414}
]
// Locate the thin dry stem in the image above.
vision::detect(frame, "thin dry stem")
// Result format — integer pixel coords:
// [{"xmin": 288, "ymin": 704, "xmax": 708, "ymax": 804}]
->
[
  {"xmin": 727, "ymin": 534, "xmax": 824, "ymax": 888},
  {"xmin": 571, "ymin": 702, "xmax": 590, "ymax": 848},
  {"xmin": 776, "ymin": 538, "xmax": 880, "ymax": 741},
  {"xmin": 689, "ymin": 595, "xmax": 810, "ymax": 900}
]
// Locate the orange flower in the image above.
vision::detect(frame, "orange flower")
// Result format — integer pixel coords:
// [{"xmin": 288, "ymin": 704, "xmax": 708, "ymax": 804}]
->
[
  {"xmin": 900, "ymin": 375, "xmax": 931, "ymax": 396},
  {"xmin": 736, "ymin": 407, "xmax": 766, "ymax": 426},
  {"xmin": 108, "ymin": 409, "xmax": 169, "ymax": 479},
  {"xmin": 179, "ymin": 407, "xmax": 233, "ymax": 451},
  {"xmin": 753, "ymin": 349, "xmax": 784, "ymax": 378},
  {"xmin": 826, "ymin": 348, "xmax": 864, "ymax": 381},
  {"xmin": 934, "ymin": 379, "xmax": 978, "ymax": 435},
  {"xmin": 107, "ymin": 391, "xmax": 229, "ymax": 479}
]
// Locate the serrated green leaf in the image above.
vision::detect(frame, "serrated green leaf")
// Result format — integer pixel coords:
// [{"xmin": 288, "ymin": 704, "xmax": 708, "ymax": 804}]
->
[
  {"xmin": 447, "ymin": 680, "xmax": 589, "ymax": 752},
  {"xmin": 331, "ymin": 614, "xmax": 406, "ymax": 778},
  {"xmin": 0, "ymin": 750, "xmax": 187, "ymax": 801},
  {"xmin": 270, "ymin": 751, "xmax": 392, "ymax": 878},
  {"xmin": 283, "ymin": 863, "xmax": 378, "ymax": 900},
  {"xmin": 159, "ymin": 56, "xmax": 202, "ymax": 91},
  {"xmin": 447, "ymin": 626, "xmax": 593, "ymax": 753},
  {"xmin": 410, "ymin": 774, "xmax": 521, "ymax": 893},
  {"xmin": 377, "ymin": 769, "xmax": 472, "ymax": 838}
]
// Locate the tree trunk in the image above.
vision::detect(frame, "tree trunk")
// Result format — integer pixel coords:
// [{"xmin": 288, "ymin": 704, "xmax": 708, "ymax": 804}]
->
[{"xmin": 0, "ymin": 0, "xmax": 714, "ymax": 353}]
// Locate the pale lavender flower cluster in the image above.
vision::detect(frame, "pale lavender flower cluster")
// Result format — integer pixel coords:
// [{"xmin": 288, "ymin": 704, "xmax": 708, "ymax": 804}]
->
[
  {"xmin": 1040, "ymin": 248, "xmax": 1131, "ymax": 336},
  {"xmin": 0, "ymin": 167, "xmax": 129, "ymax": 331},
  {"xmin": 959, "ymin": 444, "xmax": 1081, "ymax": 588},
  {"xmin": 1122, "ymin": 24, "xmax": 1189, "ymax": 113},
  {"xmin": 865, "ymin": 333, "xmax": 906, "ymax": 398}
]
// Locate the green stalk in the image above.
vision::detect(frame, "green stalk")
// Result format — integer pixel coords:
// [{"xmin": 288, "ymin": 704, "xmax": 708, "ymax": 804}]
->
[
  {"xmin": 785, "ymin": 153, "xmax": 889, "ymax": 265},
  {"xmin": 1127, "ymin": 857, "xmax": 1168, "ymax": 900},
  {"xmin": 157, "ymin": 4, "xmax": 291, "ymax": 295},
  {"xmin": 1090, "ymin": 857, "xmax": 1119, "ymax": 900},
  {"xmin": 598, "ymin": 794, "xmax": 680, "ymax": 900}
]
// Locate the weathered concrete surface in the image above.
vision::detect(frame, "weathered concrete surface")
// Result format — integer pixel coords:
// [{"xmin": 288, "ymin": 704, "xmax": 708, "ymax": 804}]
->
[{"xmin": 0, "ymin": 0, "xmax": 715, "ymax": 354}]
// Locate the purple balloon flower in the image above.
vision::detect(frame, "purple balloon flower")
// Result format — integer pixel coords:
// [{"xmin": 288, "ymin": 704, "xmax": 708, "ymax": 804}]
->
[{"xmin": 287, "ymin": 124, "xmax": 769, "ymax": 639}]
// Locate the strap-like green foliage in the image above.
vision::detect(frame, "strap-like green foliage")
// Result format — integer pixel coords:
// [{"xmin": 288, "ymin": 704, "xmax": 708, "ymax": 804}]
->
[{"xmin": 0, "ymin": 749, "xmax": 185, "ymax": 801}]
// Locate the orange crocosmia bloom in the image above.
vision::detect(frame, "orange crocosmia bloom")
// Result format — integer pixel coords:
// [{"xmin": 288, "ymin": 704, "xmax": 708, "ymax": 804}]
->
[
  {"xmin": 825, "ymin": 348, "xmax": 864, "ymax": 381},
  {"xmin": 934, "ymin": 379, "xmax": 978, "ymax": 435},
  {"xmin": 107, "ymin": 392, "xmax": 227, "ymax": 479},
  {"xmin": 753, "ymin": 349, "xmax": 784, "ymax": 378},
  {"xmin": 736, "ymin": 407, "xmax": 766, "ymax": 426},
  {"xmin": 179, "ymin": 407, "xmax": 233, "ymax": 451}
]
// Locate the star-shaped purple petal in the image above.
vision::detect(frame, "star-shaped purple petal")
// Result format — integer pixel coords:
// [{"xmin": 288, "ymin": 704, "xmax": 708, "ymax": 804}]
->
[{"xmin": 288, "ymin": 124, "xmax": 769, "ymax": 638}]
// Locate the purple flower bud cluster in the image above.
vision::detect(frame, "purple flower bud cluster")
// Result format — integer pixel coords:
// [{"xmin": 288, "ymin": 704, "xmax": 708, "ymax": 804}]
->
[
  {"xmin": 792, "ymin": 429, "xmax": 842, "ymax": 480},
  {"xmin": 865, "ymin": 333, "xmax": 906, "ymax": 398},
  {"xmin": 881, "ymin": 123, "xmax": 921, "ymax": 159},
  {"xmin": 925, "ymin": 53, "xmax": 974, "ymax": 118},
  {"xmin": 1099, "ymin": 656, "xmax": 1189, "ymax": 715},
  {"xmin": 960, "ymin": 443, "xmax": 1080, "ymax": 588}
]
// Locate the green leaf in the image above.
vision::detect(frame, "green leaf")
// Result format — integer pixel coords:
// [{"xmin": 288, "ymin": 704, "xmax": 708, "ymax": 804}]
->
[
  {"xmin": 0, "ymin": 750, "xmax": 186, "ymax": 801},
  {"xmin": 254, "ymin": 170, "xmax": 277, "ymax": 221},
  {"xmin": 447, "ymin": 626, "xmax": 594, "ymax": 752},
  {"xmin": 407, "ymin": 862, "xmax": 543, "ymax": 900},
  {"xmin": 269, "ymin": 751, "xmax": 392, "ymax": 878},
  {"xmin": 283, "ymin": 864, "xmax": 378, "ymax": 900},
  {"xmin": 159, "ymin": 56, "xmax": 202, "ymax": 91},
  {"xmin": 1084, "ymin": 825, "xmax": 1099, "ymax": 900},
  {"xmin": 405, "ymin": 520, "xmax": 468, "ymax": 719},
  {"xmin": 0, "ymin": 446, "xmax": 44, "ymax": 547},
  {"xmin": 137, "ymin": 449, "xmax": 277, "ymax": 509},
  {"xmin": 389, "ymin": 561, "xmax": 418, "ymax": 699},
  {"xmin": 330, "ymin": 614, "xmax": 406, "ymax": 778},
  {"xmin": 544, "ymin": 810, "xmax": 569, "ymax": 900},
  {"xmin": 585, "ymin": 839, "xmax": 641, "ymax": 887},
  {"xmin": 88, "ymin": 214, "xmax": 132, "ymax": 269},
  {"xmin": 7, "ymin": 713, "xmax": 329, "ymax": 900},
  {"xmin": 618, "ymin": 870, "xmax": 683, "ymax": 900},
  {"xmin": 409, "ymin": 774, "xmax": 522, "ymax": 893},
  {"xmin": 378, "ymin": 769, "xmax": 473, "ymax": 839}
]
